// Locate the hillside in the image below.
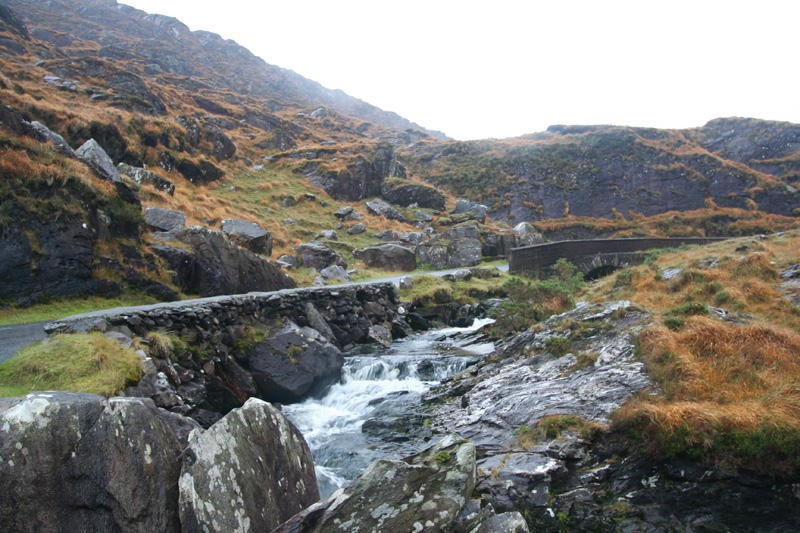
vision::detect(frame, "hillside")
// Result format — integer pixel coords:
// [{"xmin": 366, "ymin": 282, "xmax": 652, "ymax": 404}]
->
[{"xmin": 403, "ymin": 120, "xmax": 800, "ymax": 239}]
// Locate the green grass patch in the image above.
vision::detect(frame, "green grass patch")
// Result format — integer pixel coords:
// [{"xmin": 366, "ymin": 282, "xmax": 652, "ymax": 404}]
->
[
  {"xmin": 0, "ymin": 332, "xmax": 144, "ymax": 397},
  {"xmin": 514, "ymin": 415, "xmax": 603, "ymax": 448},
  {"xmin": 0, "ymin": 293, "xmax": 163, "ymax": 326}
]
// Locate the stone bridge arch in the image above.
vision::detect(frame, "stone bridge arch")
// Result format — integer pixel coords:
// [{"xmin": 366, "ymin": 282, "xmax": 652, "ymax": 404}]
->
[{"xmin": 509, "ymin": 237, "xmax": 729, "ymax": 279}]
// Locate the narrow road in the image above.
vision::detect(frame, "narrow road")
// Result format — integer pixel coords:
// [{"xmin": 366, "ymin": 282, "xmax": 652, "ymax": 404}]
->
[
  {"xmin": 0, "ymin": 320, "xmax": 51, "ymax": 365},
  {"xmin": 0, "ymin": 263, "xmax": 509, "ymax": 365}
]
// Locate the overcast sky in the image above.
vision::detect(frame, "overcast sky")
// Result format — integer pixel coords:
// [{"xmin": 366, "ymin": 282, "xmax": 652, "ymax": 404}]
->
[{"xmin": 122, "ymin": 0, "xmax": 799, "ymax": 140}]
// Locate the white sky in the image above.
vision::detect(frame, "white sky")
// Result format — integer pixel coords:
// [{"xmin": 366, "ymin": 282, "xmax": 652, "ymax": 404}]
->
[{"xmin": 122, "ymin": 0, "xmax": 799, "ymax": 140}]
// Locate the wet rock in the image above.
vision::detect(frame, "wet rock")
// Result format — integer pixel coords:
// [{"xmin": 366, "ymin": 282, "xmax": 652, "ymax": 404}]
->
[
  {"xmin": 354, "ymin": 243, "xmax": 417, "ymax": 271},
  {"xmin": 145, "ymin": 207, "xmax": 185, "ymax": 233},
  {"xmin": 179, "ymin": 398, "xmax": 318, "ymax": 532},
  {"xmin": 76, "ymin": 138, "xmax": 121, "ymax": 182},
  {"xmin": 118, "ymin": 163, "xmax": 175, "ymax": 195},
  {"xmin": 368, "ymin": 324, "xmax": 393, "ymax": 346},
  {"xmin": 294, "ymin": 241, "xmax": 347, "ymax": 270},
  {"xmin": 273, "ymin": 434, "xmax": 476, "ymax": 533},
  {"xmin": 221, "ymin": 218, "xmax": 273, "ymax": 256},
  {"xmin": 0, "ymin": 392, "xmax": 198, "ymax": 533},
  {"xmin": 247, "ymin": 320, "xmax": 344, "ymax": 403}
]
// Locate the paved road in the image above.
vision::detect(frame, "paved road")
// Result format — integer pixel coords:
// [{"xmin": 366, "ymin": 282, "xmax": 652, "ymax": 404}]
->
[
  {"xmin": 0, "ymin": 263, "xmax": 509, "ymax": 365},
  {"xmin": 0, "ymin": 320, "xmax": 51, "ymax": 365}
]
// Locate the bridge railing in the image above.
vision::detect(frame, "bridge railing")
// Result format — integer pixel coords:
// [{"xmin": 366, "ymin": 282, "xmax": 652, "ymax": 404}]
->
[{"xmin": 508, "ymin": 237, "xmax": 730, "ymax": 274}]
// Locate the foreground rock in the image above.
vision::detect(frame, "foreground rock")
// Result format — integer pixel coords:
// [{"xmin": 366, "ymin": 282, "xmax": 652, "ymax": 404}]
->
[
  {"xmin": 353, "ymin": 243, "xmax": 417, "ymax": 271},
  {"xmin": 416, "ymin": 224, "xmax": 483, "ymax": 269},
  {"xmin": 0, "ymin": 392, "xmax": 197, "ymax": 532},
  {"xmin": 273, "ymin": 434, "xmax": 476, "ymax": 533},
  {"xmin": 179, "ymin": 398, "xmax": 319, "ymax": 532}
]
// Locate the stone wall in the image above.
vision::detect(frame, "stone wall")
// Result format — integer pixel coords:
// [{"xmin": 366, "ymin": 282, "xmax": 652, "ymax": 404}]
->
[{"xmin": 509, "ymin": 237, "xmax": 729, "ymax": 275}]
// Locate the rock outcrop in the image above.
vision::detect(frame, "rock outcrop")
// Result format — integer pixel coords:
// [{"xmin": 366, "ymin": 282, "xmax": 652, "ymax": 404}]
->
[
  {"xmin": 416, "ymin": 224, "xmax": 483, "ymax": 269},
  {"xmin": 381, "ymin": 178, "xmax": 446, "ymax": 210},
  {"xmin": 76, "ymin": 138, "xmax": 121, "ymax": 182},
  {"xmin": 274, "ymin": 434, "xmax": 476, "ymax": 533},
  {"xmin": 118, "ymin": 163, "xmax": 175, "ymax": 195},
  {"xmin": 294, "ymin": 241, "xmax": 347, "ymax": 270},
  {"xmin": 179, "ymin": 398, "xmax": 319, "ymax": 532},
  {"xmin": 145, "ymin": 207, "xmax": 186, "ymax": 233},
  {"xmin": 152, "ymin": 227, "xmax": 295, "ymax": 296}
]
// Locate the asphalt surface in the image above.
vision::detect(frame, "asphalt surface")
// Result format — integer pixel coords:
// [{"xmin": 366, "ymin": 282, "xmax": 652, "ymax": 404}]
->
[
  {"xmin": 0, "ymin": 320, "xmax": 51, "ymax": 365},
  {"xmin": 0, "ymin": 263, "xmax": 510, "ymax": 365}
]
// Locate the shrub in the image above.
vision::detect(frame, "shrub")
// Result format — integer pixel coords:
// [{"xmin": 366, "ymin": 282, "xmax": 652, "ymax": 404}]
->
[{"xmin": 545, "ymin": 336, "xmax": 572, "ymax": 357}]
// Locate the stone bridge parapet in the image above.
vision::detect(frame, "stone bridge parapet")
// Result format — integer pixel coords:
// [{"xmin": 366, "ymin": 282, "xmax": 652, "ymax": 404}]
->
[{"xmin": 509, "ymin": 237, "xmax": 729, "ymax": 278}]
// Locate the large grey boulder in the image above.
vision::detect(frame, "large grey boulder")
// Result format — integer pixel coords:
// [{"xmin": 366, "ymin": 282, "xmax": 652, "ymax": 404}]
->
[
  {"xmin": 152, "ymin": 227, "xmax": 296, "ymax": 296},
  {"xmin": 145, "ymin": 207, "xmax": 186, "ymax": 233},
  {"xmin": 512, "ymin": 222, "xmax": 545, "ymax": 246},
  {"xmin": 0, "ymin": 392, "xmax": 198, "ymax": 533},
  {"xmin": 453, "ymin": 199, "xmax": 488, "ymax": 224},
  {"xmin": 416, "ymin": 224, "xmax": 483, "ymax": 269},
  {"xmin": 221, "ymin": 218, "xmax": 273, "ymax": 256},
  {"xmin": 381, "ymin": 178, "xmax": 446, "ymax": 210},
  {"xmin": 76, "ymin": 138, "xmax": 121, "ymax": 182},
  {"xmin": 246, "ymin": 320, "xmax": 344, "ymax": 403},
  {"xmin": 179, "ymin": 398, "xmax": 319, "ymax": 532},
  {"xmin": 118, "ymin": 163, "xmax": 176, "ymax": 195},
  {"xmin": 354, "ymin": 243, "xmax": 417, "ymax": 271},
  {"xmin": 273, "ymin": 434, "xmax": 476, "ymax": 533},
  {"xmin": 294, "ymin": 241, "xmax": 347, "ymax": 270},
  {"xmin": 205, "ymin": 124, "xmax": 236, "ymax": 161},
  {"xmin": 366, "ymin": 198, "xmax": 408, "ymax": 222}
]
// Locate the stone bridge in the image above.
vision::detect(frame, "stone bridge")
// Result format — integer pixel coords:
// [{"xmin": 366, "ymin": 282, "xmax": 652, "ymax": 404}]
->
[{"xmin": 508, "ymin": 237, "xmax": 729, "ymax": 279}]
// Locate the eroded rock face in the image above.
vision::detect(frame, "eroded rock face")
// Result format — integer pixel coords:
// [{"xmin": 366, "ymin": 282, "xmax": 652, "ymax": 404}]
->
[
  {"xmin": 152, "ymin": 227, "xmax": 295, "ymax": 296},
  {"xmin": 247, "ymin": 320, "xmax": 344, "ymax": 403},
  {"xmin": 0, "ymin": 392, "xmax": 198, "ymax": 533},
  {"xmin": 382, "ymin": 179, "xmax": 446, "ymax": 210},
  {"xmin": 273, "ymin": 434, "xmax": 476, "ymax": 533},
  {"xmin": 179, "ymin": 398, "xmax": 319, "ymax": 532}
]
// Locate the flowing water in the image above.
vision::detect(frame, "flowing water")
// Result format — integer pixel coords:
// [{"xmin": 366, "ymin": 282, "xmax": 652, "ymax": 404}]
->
[{"xmin": 283, "ymin": 318, "xmax": 495, "ymax": 497}]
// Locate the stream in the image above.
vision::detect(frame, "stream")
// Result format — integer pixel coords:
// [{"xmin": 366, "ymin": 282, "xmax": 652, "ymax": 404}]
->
[{"xmin": 283, "ymin": 318, "xmax": 495, "ymax": 498}]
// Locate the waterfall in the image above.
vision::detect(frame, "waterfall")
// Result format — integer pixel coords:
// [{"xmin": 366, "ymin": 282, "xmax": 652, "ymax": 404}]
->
[{"xmin": 283, "ymin": 318, "xmax": 494, "ymax": 497}]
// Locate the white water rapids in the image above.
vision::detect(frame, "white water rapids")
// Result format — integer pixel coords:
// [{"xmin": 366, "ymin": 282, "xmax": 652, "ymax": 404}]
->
[{"xmin": 283, "ymin": 318, "xmax": 495, "ymax": 497}]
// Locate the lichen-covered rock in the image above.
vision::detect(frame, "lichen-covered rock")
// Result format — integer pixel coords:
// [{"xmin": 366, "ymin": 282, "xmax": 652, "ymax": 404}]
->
[
  {"xmin": 119, "ymin": 163, "xmax": 176, "ymax": 195},
  {"xmin": 354, "ymin": 243, "xmax": 417, "ymax": 271},
  {"xmin": 76, "ymin": 138, "xmax": 121, "ymax": 182},
  {"xmin": 512, "ymin": 222, "xmax": 545, "ymax": 246},
  {"xmin": 452, "ymin": 199, "xmax": 488, "ymax": 224},
  {"xmin": 247, "ymin": 320, "xmax": 344, "ymax": 403},
  {"xmin": 179, "ymin": 398, "xmax": 319, "ymax": 533},
  {"xmin": 221, "ymin": 218, "xmax": 273, "ymax": 256},
  {"xmin": 416, "ymin": 225, "xmax": 482, "ymax": 269},
  {"xmin": 0, "ymin": 392, "xmax": 198, "ymax": 533},
  {"xmin": 273, "ymin": 434, "xmax": 476, "ymax": 533}
]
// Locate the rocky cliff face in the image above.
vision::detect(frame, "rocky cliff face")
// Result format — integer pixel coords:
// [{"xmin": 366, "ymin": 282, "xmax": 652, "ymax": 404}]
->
[{"xmin": 404, "ymin": 119, "xmax": 800, "ymax": 227}]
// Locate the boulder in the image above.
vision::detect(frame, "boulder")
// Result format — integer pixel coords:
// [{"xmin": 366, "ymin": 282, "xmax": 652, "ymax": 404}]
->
[
  {"xmin": 333, "ymin": 206, "xmax": 354, "ymax": 220},
  {"xmin": 76, "ymin": 139, "xmax": 121, "ymax": 182},
  {"xmin": 145, "ymin": 207, "xmax": 186, "ymax": 233},
  {"xmin": 294, "ymin": 241, "xmax": 347, "ymax": 270},
  {"xmin": 354, "ymin": 243, "xmax": 417, "ymax": 272},
  {"xmin": 416, "ymin": 225, "xmax": 483, "ymax": 269},
  {"xmin": 273, "ymin": 434, "xmax": 476, "ymax": 533},
  {"xmin": 453, "ymin": 199, "xmax": 488, "ymax": 224},
  {"xmin": 512, "ymin": 222, "xmax": 545, "ymax": 246},
  {"xmin": 320, "ymin": 264, "xmax": 349, "ymax": 282},
  {"xmin": 415, "ymin": 210, "xmax": 434, "ymax": 223},
  {"xmin": 220, "ymin": 218, "xmax": 273, "ymax": 256},
  {"xmin": 277, "ymin": 254, "xmax": 299, "ymax": 269},
  {"xmin": 0, "ymin": 392, "xmax": 198, "ymax": 533},
  {"xmin": 481, "ymin": 230, "xmax": 518, "ymax": 258},
  {"xmin": 179, "ymin": 398, "xmax": 319, "ymax": 532},
  {"xmin": 176, "ymin": 158, "xmax": 223, "ymax": 185},
  {"xmin": 118, "ymin": 163, "xmax": 175, "ymax": 195},
  {"xmin": 246, "ymin": 320, "xmax": 344, "ymax": 403},
  {"xmin": 368, "ymin": 324, "xmax": 393, "ymax": 346},
  {"xmin": 305, "ymin": 302, "xmax": 335, "ymax": 342},
  {"xmin": 381, "ymin": 178, "xmax": 446, "ymax": 210},
  {"xmin": 366, "ymin": 198, "xmax": 408, "ymax": 222},
  {"xmin": 205, "ymin": 124, "xmax": 236, "ymax": 161},
  {"xmin": 29, "ymin": 121, "xmax": 77, "ymax": 158},
  {"xmin": 316, "ymin": 229, "xmax": 338, "ymax": 241},
  {"xmin": 347, "ymin": 223, "xmax": 366, "ymax": 235},
  {"xmin": 152, "ymin": 227, "xmax": 296, "ymax": 296}
]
